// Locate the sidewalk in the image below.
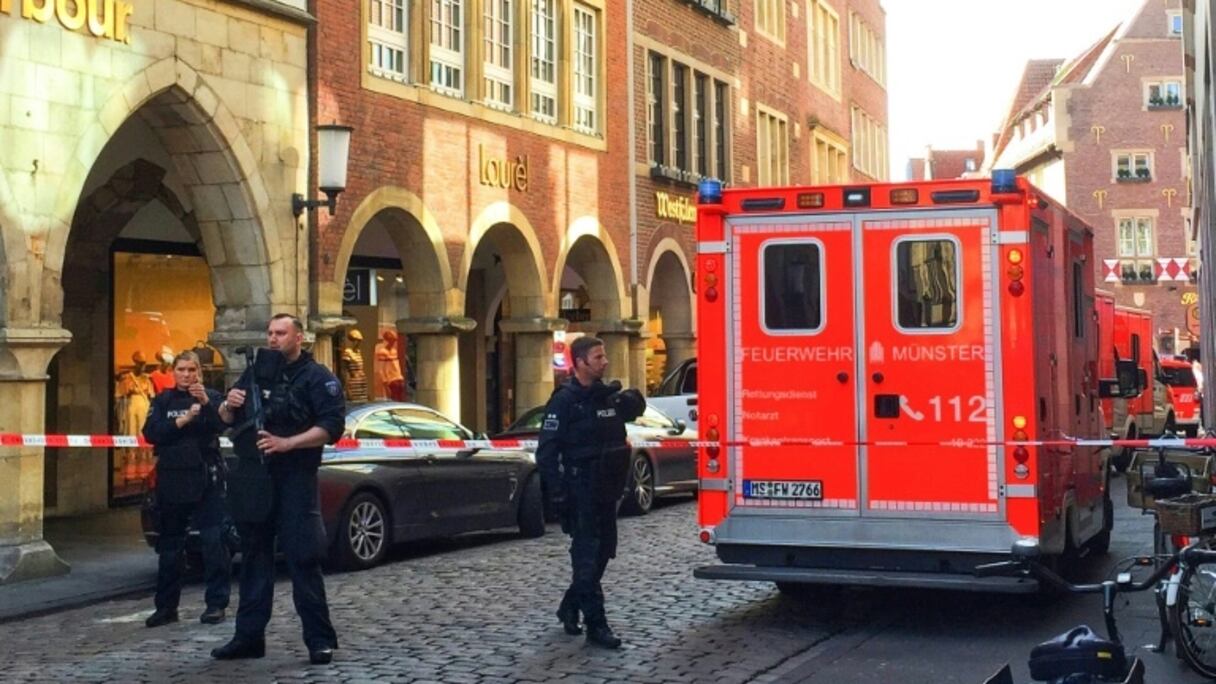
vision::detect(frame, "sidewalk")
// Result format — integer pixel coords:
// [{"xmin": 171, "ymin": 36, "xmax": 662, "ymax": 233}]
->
[{"xmin": 0, "ymin": 507, "xmax": 156, "ymax": 622}]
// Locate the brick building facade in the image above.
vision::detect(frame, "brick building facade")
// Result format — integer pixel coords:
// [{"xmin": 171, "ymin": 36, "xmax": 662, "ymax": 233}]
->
[{"xmin": 988, "ymin": 0, "xmax": 1194, "ymax": 354}]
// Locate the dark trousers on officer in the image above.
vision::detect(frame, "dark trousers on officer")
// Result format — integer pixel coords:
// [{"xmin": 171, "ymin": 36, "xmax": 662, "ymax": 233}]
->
[
  {"xmin": 155, "ymin": 484, "xmax": 231, "ymax": 612},
  {"xmin": 234, "ymin": 465, "xmax": 337, "ymax": 650},
  {"xmin": 558, "ymin": 464, "xmax": 619, "ymax": 628}
]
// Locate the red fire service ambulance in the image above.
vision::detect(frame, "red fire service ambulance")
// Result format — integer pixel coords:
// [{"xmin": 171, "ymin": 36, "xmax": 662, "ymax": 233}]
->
[
  {"xmin": 1095, "ymin": 291, "xmax": 1175, "ymax": 469},
  {"xmin": 1160, "ymin": 356, "xmax": 1200, "ymax": 436},
  {"xmin": 691, "ymin": 173, "xmax": 1113, "ymax": 593}
]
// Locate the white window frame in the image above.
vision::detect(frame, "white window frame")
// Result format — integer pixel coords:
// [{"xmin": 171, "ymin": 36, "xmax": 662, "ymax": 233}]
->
[
  {"xmin": 808, "ymin": 0, "xmax": 841, "ymax": 97},
  {"xmin": 811, "ymin": 128, "xmax": 848, "ymax": 184},
  {"xmin": 430, "ymin": 0, "xmax": 465, "ymax": 97},
  {"xmin": 848, "ymin": 11, "xmax": 884, "ymax": 87},
  {"xmin": 755, "ymin": 0, "xmax": 786, "ymax": 43},
  {"xmin": 530, "ymin": 0, "xmax": 558, "ymax": 123},
  {"xmin": 572, "ymin": 4, "xmax": 598, "ymax": 134},
  {"xmin": 1114, "ymin": 151, "xmax": 1153, "ymax": 180},
  {"xmin": 483, "ymin": 0, "xmax": 513, "ymax": 110},
  {"xmin": 1117, "ymin": 216, "xmax": 1157, "ymax": 283},
  {"xmin": 369, "ymin": 0, "xmax": 410, "ymax": 82},
  {"xmin": 756, "ymin": 106, "xmax": 789, "ymax": 185},
  {"xmin": 1168, "ymin": 10, "xmax": 1183, "ymax": 36},
  {"xmin": 851, "ymin": 106, "xmax": 887, "ymax": 180},
  {"xmin": 1146, "ymin": 78, "xmax": 1184, "ymax": 107}
]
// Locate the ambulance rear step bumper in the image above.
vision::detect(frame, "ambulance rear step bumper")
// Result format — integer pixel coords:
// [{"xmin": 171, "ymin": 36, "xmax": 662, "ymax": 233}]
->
[{"xmin": 693, "ymin": 564, "xmax": 1039, "ymax": 594}]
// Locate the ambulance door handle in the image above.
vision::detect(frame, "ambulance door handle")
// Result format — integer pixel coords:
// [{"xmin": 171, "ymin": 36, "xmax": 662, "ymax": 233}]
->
[
  {"xmin": 872, "ymin": 372, "xmax": 885, "ymax": 384},
  {"xmin": 836, "ymin": 372, "xmax": 849, "ymax": 384}
]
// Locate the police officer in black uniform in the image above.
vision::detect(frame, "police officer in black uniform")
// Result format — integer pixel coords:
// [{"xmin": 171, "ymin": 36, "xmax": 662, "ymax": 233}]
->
[
  {"xmin": 537, "ymin": 336, "xmax": 645, "ymax": 649},
  {"xmin": 212, "ymin": 314, "xmax": 345, "ymax": 665},
  {"xmin": 142, "ymin": 350, "xmax": 231, "ymax": 628}
]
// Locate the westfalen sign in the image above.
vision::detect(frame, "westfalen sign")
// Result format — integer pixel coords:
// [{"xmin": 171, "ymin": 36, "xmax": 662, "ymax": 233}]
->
[
  {"xmin": 2, "ymin": 0, "xmax": 134, "ymax": 44},
  {"xmin": 655, "ymin": 191, "xmax": 696, "ymax": 225}
]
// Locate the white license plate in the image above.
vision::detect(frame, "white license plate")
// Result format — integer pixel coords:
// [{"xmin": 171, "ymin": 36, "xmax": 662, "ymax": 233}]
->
[{"xmin": 743, "ymin": 480, "xmax": 823, "ymax": 500}]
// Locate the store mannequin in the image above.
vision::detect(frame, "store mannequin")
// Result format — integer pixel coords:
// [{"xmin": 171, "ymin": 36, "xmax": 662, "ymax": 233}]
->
[
  {"xmin": 150, "ymin": 348, "xmax": 175, "ymax": 394},
  {"xmin": 340, "ymin": 328, "xmax": 369, "ymax": 402},
  {"xmin": 116, "ymin": 350, "xmax": 156, "ymax": 480},
  {"xmin": 375, "ymin": 330, "xmax": 406, "ymax": 401}
]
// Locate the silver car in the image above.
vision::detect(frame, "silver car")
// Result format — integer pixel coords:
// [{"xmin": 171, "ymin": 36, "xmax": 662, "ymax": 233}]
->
[{"xmin": 497, "ymin": 402, "xmax": 698, "ymax": 515}]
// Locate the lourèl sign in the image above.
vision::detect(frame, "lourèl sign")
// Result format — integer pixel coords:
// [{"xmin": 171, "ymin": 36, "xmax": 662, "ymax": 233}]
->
[{"xmin": 2, "ymin": 0, "xmax": 134, "ymax": 44}]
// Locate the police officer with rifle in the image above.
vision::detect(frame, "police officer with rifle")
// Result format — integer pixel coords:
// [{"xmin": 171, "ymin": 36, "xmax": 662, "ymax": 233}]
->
[
  {"xmin": 213, "ymin": 314, "xmax": 345, "ymax": 665},
  {"xmin": 537, "ymin": 336, "xmax": 645, "ymax": 649}
]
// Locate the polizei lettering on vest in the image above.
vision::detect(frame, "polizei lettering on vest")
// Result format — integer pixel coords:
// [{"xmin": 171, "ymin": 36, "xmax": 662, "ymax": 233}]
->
[
  {"xmin": 741, "ymin": 346, "xmax": 854, "ymax": 362},
  {"xmin": 890, "ymin": 345, "xmax": 986, "ymax": 362}
]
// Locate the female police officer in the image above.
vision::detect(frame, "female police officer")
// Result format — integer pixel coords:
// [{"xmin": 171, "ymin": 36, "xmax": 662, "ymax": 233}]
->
[{"xmin": 142, "ymin": 350, "xmax": 231, "ymax": 628}]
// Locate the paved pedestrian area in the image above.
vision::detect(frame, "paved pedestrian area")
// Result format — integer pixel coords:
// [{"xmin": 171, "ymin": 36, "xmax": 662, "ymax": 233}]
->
[
  {"xmin": 2, "ymin": 485, "xmax": 1209, "ymax": 683},
  {"xmin": 1, "ymin": 499, "xmax": 847, "ymax": 683}
]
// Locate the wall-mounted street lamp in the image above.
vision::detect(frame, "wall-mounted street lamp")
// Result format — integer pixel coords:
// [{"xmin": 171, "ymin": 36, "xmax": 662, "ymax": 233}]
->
[{"xmin": 293, "ymin": 123, "xmax": 353, "ymax": 218}]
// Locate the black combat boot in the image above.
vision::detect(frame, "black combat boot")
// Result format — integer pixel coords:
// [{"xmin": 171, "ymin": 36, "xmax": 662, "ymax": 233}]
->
[
  {"xmin": 556, "ymin": 605, "xmax": 582, "ymax": 635},
  {"xmin": 585, "ymin": 623, "xmax": 621, "ymax": 649},
  {"xmin": 199, "ymin": 607, "xmax": 226, "ymax": 624},
  {"xmin": 211, "ymin": 638, "xmax": 266, "ymax": 660},
  {"xmin": 145, "ymin": 609, "xmax": 178, "ymax": 628}
]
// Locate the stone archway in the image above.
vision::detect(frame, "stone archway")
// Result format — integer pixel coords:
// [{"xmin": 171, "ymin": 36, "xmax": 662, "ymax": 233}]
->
[
  {"xmin": 329, "ymin": 188, "xmax": 461, "ymax": 417},
  {"xmin": 459, "ymin": 206, "xmax": 551, "ymax": 432},
  {"xmin": 645, "ymin": 240, "xmax": 696, "ymax": 388},
  {"xmin": 552, "ymin": 217, "xmax": 631, "ymax": 385}
]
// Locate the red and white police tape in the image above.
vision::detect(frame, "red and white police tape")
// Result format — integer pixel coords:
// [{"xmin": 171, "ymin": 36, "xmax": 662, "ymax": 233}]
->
[{"xmin": 3, "ymin": 433, "xmax": 1216, "ymax": 452}]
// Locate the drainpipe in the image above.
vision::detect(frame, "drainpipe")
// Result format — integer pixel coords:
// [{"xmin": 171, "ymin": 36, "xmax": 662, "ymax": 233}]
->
[{"xmin": 626, "ymin": 0, "xmax": 639, "ymax": 317}]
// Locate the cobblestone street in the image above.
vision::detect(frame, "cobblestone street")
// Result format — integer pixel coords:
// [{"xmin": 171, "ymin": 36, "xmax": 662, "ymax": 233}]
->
[{"xmin": 2, "ymin": 483, "xmax": 1209, "ymax": 683}]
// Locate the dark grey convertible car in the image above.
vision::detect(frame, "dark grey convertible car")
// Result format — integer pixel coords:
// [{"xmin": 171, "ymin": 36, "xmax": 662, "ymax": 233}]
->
[{"xmin": 142, "ymin": 402, "xmax": 545, "ymax": 571}]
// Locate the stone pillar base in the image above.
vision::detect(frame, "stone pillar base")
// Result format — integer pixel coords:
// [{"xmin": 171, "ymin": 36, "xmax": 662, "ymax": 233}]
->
[{"xmin": 0, "ymin": 540, "xmax": 70, "ymax": 585}]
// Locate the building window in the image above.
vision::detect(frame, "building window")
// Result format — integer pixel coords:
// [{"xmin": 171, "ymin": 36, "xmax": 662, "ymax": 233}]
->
[
  {"xmin": 1147, "ymin": 79, "xmax": 1183, "ymax": 107},
  {"xmin": 648, "ymin": 53, "xmax": 666, "ymax": 166},
  {"xmin": 1115, "ymin": 152, "xmax": 1152, "ymax": 181},
  {"xmin": 369, "ymin": 0, "xmax": 410, "ymax": 81},
  {"xmin": 811, "ymin": 129, "xmax": 848, "ymax": 184},
  {"xmin": 755, "ymin": 0, "xmax": 785, "ymax": 43},
  {"xmin": 430, "ymin": 0, "xmax": 464, "ymax": 96},
  {"xmin": 530, "ymin": 0, "xmax": 558, "ymax": 123},
  {"xmin": 672, "ymin": 63, "xmax": 688, "ymax": 171},
  {"xmin": 809, "ymin": 0, "xmax": 840, "ymax": 97},
  {"xmin": 756, "ymin": 106, "xmax": 789, "ymax": 185},
  {"xmin": 483, "ymin": 0, "xmax": 513, "ymax": 110},
  {"xmin": 714, "ymin": 81, "xmax": 729, "ymax": 181},
  {"xmin": 851, "ymin": 106, "xmax": 887, "ymax": 180},
  {"xmin": 1118, "ymin": 217, "xmax": 1156, "ymax": 283},
  {"xmin": 1168, "ymin": 10, "xmax": 1183, "ymax": 36},
  {"xmin": 848, "ymin": 11, "xmax": 884, "ymax": 87},
  {"xmin": 572, "ymin": 4, "xmax": 597, "ymax": 134},
  {"xmin": 693, "ymin": 74, "xmax": 708, "ymax": 177}
]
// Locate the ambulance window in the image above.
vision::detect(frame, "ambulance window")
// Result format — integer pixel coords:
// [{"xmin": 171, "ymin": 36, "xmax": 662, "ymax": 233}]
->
[
  {"xmin": 894, "ymin": 238, "xmax": 959, "ymax": 331},
  {"xmin": 762, "ymin": 242, "xmax": 823, "ymax": 333}
]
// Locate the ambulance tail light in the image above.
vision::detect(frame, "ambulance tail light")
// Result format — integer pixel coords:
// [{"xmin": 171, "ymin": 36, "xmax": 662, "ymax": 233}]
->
[
  {"xmin": 1007, "ymin": 248, "xmax": 1025, "ymax": 297},
  {"xmin": 699, "ymin": 528, "xmax": 716, "ymax": 544},
  {"xmin": 797, "ymin": 192, "xmax": 825, "ymax": 208},
  {"xmin": 889, "ymin": 188, "xmax": 919, "ymax": 205},
  {"xmin": 705, "ymin": 424, "xmax": 722, "ymax": 472}
]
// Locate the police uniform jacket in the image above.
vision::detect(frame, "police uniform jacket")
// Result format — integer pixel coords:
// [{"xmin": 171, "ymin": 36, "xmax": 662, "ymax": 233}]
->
[
  {"xmin": 230, "ymin": 350, "xmax": 346, "ymax": 471},
  {"xmin": 537, "ymin": 379, "xmax": 643, "ymax": 502},
  {"xmin": 143, "ymin": 387, "xmax": 225, "ymax": 463}
]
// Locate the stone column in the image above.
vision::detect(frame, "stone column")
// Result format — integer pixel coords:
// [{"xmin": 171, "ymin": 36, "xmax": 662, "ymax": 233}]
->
[
  {"xmin": 660, "ymin": 332, "xmax": 697, "ymax": 371},
  {"xmin": 398, "ymin": 317, "xmax": 476, "ymax": 419},
  {"xmin": 308, "ymin": 315, "xmax": 358, "ymax": 375},
  {"xmin": 499, "ymin": 317, "xmax": 567, "ymax": 420},
  {"xmin": 0, "ymin": 327, "xmax": 72, "ymax": 584},
  {"xmin": 208, "ymin": 330, "xmax": 275, "ymax": 389},
  {"xmin": 591, "ymin": 319, "xmax": 645, "ymax": 388},
  {"xmin": 629, "ymin": 330, "xmax": 652, "ymax": 392}
]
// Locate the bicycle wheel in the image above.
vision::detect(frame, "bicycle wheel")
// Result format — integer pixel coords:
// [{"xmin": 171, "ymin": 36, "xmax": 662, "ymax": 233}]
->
[{"xmin": 1170, "ymin": 560, "xmax": 1216, "ymax": 678}]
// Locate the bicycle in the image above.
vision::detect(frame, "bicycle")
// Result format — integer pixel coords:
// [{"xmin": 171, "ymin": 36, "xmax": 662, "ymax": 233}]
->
[{"xmin": 975, "ymin": 534, "xmax": 1216, "ymax": 681}]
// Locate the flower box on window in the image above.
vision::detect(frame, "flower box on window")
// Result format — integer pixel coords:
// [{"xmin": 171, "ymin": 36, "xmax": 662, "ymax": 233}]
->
[{"xmin": 679, "ymin": 0, "xmax": 736, "ymax": 25}]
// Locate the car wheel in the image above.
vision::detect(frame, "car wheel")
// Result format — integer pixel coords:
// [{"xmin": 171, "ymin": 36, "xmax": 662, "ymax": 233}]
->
[
  {"xmin": 518, "ymin": 474, "xmax": 546, "ymax": 539},
  {"xmin": 334, "ymin": 492, "xmax": 389, "ymax": 571},
  {"xmin": 620, "ymin": 453, "xmax": 655, "ymax": 516}
]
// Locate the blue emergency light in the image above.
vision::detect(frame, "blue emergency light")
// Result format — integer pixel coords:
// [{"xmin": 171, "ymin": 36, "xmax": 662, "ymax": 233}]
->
[
  {"xmin": 991, "ymin": 169, "xmax": 1018, "ymax": 194},
  {"xmin": 698, "ymin": 178, "xmax": 723, "ymax": 204}
]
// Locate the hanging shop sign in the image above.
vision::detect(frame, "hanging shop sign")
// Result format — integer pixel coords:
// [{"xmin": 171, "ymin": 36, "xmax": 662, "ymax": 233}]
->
[
  {"xmin": 655, "ymin": 191, "xmax": 696, "ymax": 225},
  {"xmin": 478, "ymin": 144, "xmax": 529, "ymax": 192},
  {"xmin": 2, "ymin": 0, "xmax": 134, "ymax": 44}
]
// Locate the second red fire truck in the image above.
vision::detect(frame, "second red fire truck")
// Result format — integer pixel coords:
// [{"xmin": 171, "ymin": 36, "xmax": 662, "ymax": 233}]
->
[{"xmin": 692, "ymin": 173, "xmax": 1117, "ymax": 592}]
